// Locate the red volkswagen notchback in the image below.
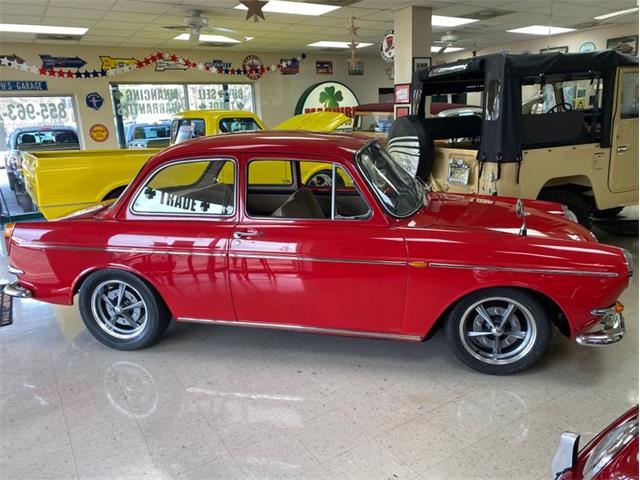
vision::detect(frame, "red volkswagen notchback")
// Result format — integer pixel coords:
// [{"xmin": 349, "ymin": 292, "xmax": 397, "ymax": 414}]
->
[{"xmin": 4, "ymin": 132, "xmax": 632, "ymax": 374}]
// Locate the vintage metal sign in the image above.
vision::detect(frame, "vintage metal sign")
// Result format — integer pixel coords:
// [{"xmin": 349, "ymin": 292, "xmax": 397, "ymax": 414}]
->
[
  {"xmin": 294, "ymin": 81, "xmax": 359, "ymax": 118},
  {"xmin": 0, "ymin": 81, "xmax": 48, "ymax": 91},
  {"xmin": 40, "ymin": 54, "xmax": 87, "ymax": 69}
]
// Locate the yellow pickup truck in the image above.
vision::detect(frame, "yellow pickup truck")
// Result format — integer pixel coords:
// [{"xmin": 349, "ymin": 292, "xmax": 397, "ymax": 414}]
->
[{"xmin": 23, "ymin": 110, "xmax": 350, "ymax": 219}]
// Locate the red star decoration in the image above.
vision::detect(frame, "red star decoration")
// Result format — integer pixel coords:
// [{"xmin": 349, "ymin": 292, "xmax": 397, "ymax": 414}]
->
[
  {"xmin": 153, "ymin": 52, "xmax": 162, "ymax": 60},
  {"xmin": 143, "ymin": 57, "xmax": 152, "ymax": 66},
  {"xmin": 170, "ymin": 54, "xmax": 178, "ymax": 62},
  {"xmin": 46, "ymin": 69, "xmax": 55, "ymax": 76},
  {"xmin": 204, "ymin": 65, "xmax": 211, "ymax": 72},
  {"xmin": 65, "ymin": 70, "xmax": 74, "ymax": 78},
  {"xmin": 240, "ymin": 0, "xmax": 268, "ymax": 22},
  {"xmin": 39, "ymin": 67, "xmax": 47, "ymax": 75},
  {"xmin": 136, "ymin": 60, "xmax": 145, "ymax": 68}
]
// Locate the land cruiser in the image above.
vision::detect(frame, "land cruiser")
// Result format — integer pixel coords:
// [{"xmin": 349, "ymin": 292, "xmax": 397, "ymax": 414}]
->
[{"xmin": 388, "ymin": 51, "xmax": 638, "ymax": 228}]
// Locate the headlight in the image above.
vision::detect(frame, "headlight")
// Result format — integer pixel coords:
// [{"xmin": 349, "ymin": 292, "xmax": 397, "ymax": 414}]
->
[
  {"xmin": 622, "ymin": 248, "xmax": 633, "ymax": 278},
  {"xmin": 561, "ymin": 204, "xmax": 579, "ymax": 223},
  {"xmin": 582, "ymin": 415, "xmax": 638, "ymax": 480}
]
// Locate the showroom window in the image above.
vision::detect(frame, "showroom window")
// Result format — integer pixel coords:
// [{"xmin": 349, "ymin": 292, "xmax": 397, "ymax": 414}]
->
[
  {"xmin": 131, "ymin": 159, "xmax": 235, "ymax": 217},
  {"xmin": 246, "ymin": 159, "xmax": 370, "ymax": 219},
  {"xmin": 111, "ymin": 83, "xmax": 255, "ymax": 148},
  {"xmin": 0, "ymin": 95, "xmax": 79, "ymax": 153}
]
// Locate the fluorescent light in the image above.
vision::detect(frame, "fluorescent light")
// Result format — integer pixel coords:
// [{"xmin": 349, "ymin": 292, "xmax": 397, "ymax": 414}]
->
[
  {"xmin": 307, "ymin": 41, "xmax": 373, "ymax": 48},
  {"xmin": 594, "ymin": 7, "xmax": 639, "ymax": 20},
  {"xmin": 234, "ymin": 1, "xmax": 339, "ymax": 16},
  {"xmin": 174, "ymin": 33, "xmax": 240, "ymax": 43},
  {"xmin": 432, "ymin": 15, "xmax": 478, "ymax": 27},
  {"xmin": 0, "ymin": 23, "xmax": 88, "ymax": 35},
  {"xmin": 507, "ymin": 25, "xmax": 575, "ymax": 35},
  {"xmin": 431, "ymin": 46, "xmax": 464, "ymax": 53}
]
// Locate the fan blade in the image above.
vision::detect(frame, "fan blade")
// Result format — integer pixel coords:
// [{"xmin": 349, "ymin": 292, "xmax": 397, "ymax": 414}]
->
[
  {"xmin": 438, "ymin": 44, "xmax": 447, "ymax": 54},
  {"xmin": 203, "ymin": 26, "xmax": 237, "ymax": 34},
  {"xmin": 162, "ymin": 25, "xmax": 187, "ymax": 30}
]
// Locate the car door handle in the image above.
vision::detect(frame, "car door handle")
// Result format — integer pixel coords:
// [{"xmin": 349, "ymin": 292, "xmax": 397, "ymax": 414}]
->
[
  {"xmin": 617, "ymin": 145, "xmax": 628, "ymax": 154},
  {"xmin": 233, "ymin": 229, "xmax": 264, "ymax": 240}
]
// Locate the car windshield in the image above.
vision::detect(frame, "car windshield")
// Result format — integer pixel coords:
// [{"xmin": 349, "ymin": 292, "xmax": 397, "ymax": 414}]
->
[{"xmin": 356, "ymin": 143, "xmax": 426, "ymax": 218}]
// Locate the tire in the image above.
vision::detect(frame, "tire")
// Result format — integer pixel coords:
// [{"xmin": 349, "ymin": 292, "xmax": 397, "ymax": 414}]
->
[
  {"xmin": 79, "ymin": 269, "xmax": 171, "ymax": 350},
  {"xmin": 444, "ymin": 288, "xmax": 551, "ymax": 375},
  {"xmin": 593, "ymin": 206, "xmax": 624, "ymax": 219},
  {"xmin": 538, "ymin": 189, "xmax": 592, "ymax": 230},
  {"xmin": 7, "ymin": 174, "xmax": 15, "ymax": 192},
  {"xmin": 387, "ymin": 115, "xmax": 435, "ymax": 180},
  {"xmin": 306, "ymin": 170, "xmax": 345, "ymax": 188}
]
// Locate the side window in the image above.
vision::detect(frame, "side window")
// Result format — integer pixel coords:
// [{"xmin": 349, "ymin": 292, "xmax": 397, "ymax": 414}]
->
[
  {"xmin": 484, "ymin": 79, "xmax": 500, "ymax": 120},
  {"xmin": 131, "ymin": 159, "xmax": 235, "ymax": 216},
  {"xmin": 620, "ymin": 71, "xmax": 639, "ymax": 119},
  {"xmin": 248, "ymin": 160, "xmax": 293, "ymax": 186},
  {"xmin": 246, "ymin": 159, "xmax": 370, "ymax": 220}
]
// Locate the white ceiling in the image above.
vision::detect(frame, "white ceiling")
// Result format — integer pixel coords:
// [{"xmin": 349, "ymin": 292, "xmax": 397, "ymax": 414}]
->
[{"xmin": 0, "ymin": 0, "xmax": 637, "ymax": 54}]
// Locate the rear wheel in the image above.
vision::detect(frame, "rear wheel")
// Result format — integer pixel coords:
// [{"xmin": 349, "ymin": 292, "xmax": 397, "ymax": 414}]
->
[
  {"xmin": 79, "ymin": 270, "xmax": 170, "ymax": 350},
  {"xmin": 445, "ymin": 288, "xmax": 551, "ymax": 375},
  {"xmin": 593, "ymin": 206, "xmax": 624, "ymax": 218},
  {"xmin": 538, "ymin": 188, "xmax": 592, "ymax": 229}
]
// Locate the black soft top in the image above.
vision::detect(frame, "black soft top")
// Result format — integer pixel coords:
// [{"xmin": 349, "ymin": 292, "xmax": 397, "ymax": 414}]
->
[{"xmin": 414, "ymin": 51, "xmax": 638, "ymax": 163}]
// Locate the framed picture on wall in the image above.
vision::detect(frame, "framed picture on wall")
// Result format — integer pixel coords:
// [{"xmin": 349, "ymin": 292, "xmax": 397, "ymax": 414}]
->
[
  {"xmin": 539, "ymin": 46, "xmax": 569, "ymax": 54},
  {"xmin": 395, "ymin": 105, "xmax": 410, "ymax": 118},
  {"xmin": 394, "ymin": 83, "xmax": 411, "ymax": 104},
  {"xmin": 606, "ymin": 35, "xmax": 638, "ymax": 55},
  {"xmin": 315, "ymin": 61, "xmax": 333, "ymax": 74},
  {"xmin": 347, "ymin": 61, "xmax": 364, "ymax": 76},
  {"xmin": 412, "ymin": 57, "xmax": 431, "ymax": 72}
]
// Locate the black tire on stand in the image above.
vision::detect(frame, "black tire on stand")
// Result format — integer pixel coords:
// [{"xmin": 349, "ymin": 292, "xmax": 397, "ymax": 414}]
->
[
  {"xmin": 387, "ymin": 115, "xmax": 435, "ymax": 180},
  {"xmin": 538, "ymin": 189, "xmax": 592, "ymax": 230}
]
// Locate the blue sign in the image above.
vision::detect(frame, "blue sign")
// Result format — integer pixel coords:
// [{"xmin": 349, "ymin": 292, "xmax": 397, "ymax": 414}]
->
[
  {"xmin": 86, "ymin": 92, "xmax": 104, "ymax": 111},
  {"xmin": 0, "ymin": 81, "xmax": 48, "ymax": 91},
  {"xmin": 39, "ymin": 54, "xmax": 87, "ymax": 69}
]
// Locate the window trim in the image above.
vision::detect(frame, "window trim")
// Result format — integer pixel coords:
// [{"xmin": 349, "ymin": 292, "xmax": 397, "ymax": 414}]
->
[
  {"xmin": 128, "ymin": 157, "xmax": 238, "ymax": 220},
  {"xmin": 245, "ymin": 157, "xmax": 372, "ymax": 222}
]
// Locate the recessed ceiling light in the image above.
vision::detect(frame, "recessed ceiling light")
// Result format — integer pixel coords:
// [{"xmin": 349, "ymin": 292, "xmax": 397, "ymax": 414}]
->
[
  {"xmin": 0, "ymin": 23, "xmax": 88, "ymax": 35},
  {"xmin": 307, "ymin": 41, "xmax": 373, "ymax": 49},
  {"xmin": 235, "ymin": 1, "xmax": 339, "ymax": 16},
  {"xmin": 174, "ymin": 33, "xmax": 240, "ymax": 43},
  {"xmin": 431, "ymin": 46, "xmax": 465, "ymax": 53},
  {"xmin": 432, "ymin": 15, "xmax": 478, "ymax": 27},
  {"xmin": 507, "ymin": 25, "xmax": 575, "ymax": 35},
  {"xmin": 594, "ymin": 7, "xmax": 639, "ymax": 20}
]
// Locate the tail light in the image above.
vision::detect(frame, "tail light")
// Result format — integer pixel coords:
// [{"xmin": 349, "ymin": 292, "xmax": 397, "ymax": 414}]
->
[{"xmin": 4, "ymin": 224, "xmax": 15, "ymax": 240}]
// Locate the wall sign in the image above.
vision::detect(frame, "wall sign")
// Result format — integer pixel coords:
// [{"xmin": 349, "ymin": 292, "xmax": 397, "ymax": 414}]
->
[
  {"xmin": 155, "ymin": 60, "xmax": 188, "ymax": 71},
  {"xmin": 294, "ymin": 81, "xmax": 359, "ymax": 118},
  {"xmin": 85, "ymin": 92, "xmax": 104, "ymax": 111},
  {"xmin": 89, "ymin": 124, "xmax": 109, "ymax": 142},
  {"xmin": 606, "ymin": 35, "xmax": 638, "ymax": 56},
  {"xmin": 281, "ymin": 58, "xmax": 299, "ymax": 75},
  {"xmin": 40, "ymin": 54, "xmax": 87, "ymax": 70},
  {"xmin": 347, "ymin": 61, "xmax": 364, "ymax": 76},
  {"xmin": 100, "ymin": 56, "xmax": 140, "ymax": 70},
  {"xmin": 243, "ymin": 55, "xmax": 264, "ymax": 80},
  {"xmin": 205, "ymin": 59, "xmax": 232, "ymax": 70},
  {"xmin": 0, "ymin": 81, "xmax": 48, "ymax": 92},
  {"xmin": 315, "ymin": 61, "xmax": 333, "ymax": 75},
  {"xmin": 380, "ymin": 30, "xmax": 395, "ymax": 63}
]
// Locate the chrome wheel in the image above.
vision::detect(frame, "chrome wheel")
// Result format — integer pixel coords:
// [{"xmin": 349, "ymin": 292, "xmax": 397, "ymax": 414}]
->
[
  {"xmin": 90, "ymin": 280, "xmax": 148, "ymax": 340},
  {"xmin": 458, "ymin": 297, "xmax": 537, "ymax": 366}
]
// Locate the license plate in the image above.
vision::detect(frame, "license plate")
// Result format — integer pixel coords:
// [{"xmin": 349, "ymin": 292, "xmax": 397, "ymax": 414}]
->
[{"xmin": 448, "ymin": 165, "xmax": 470, "ymax": 185}]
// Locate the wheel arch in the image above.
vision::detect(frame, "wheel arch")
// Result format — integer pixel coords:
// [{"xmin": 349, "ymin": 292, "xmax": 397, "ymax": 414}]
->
[
  {"xmin": 424, "ymin": 284, "xmax": 571, "ymax": 339},
  {"xmin": 538, "ymin": 175, "xmax": 594, "ymax": 195}
]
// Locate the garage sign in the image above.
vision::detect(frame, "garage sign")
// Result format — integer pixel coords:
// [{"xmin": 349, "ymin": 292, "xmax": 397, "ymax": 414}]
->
[{"xmin": 294, "ymin": 81, "xmax": 359, "ymax": 118}]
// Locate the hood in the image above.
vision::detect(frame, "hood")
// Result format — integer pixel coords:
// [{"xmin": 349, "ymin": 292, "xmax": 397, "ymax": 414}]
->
[
  {"xmin": 403, "ymin": 193, "xmax": 595, "ymax": 242},
  {"xmin": 273, "ymin": 111, "xmax": 351, "ymax": 132}
]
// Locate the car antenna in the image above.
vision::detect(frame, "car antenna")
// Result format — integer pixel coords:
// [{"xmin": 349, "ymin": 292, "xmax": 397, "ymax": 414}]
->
[{"xmin": 516, "ymin": 199, "xmax": 528, "ymax": 236}]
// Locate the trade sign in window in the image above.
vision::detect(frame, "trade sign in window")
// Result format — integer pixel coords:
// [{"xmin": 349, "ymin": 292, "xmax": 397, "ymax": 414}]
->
[{"xmin": 110, "ymin": 83, "xmax": 255, "ymax": 149}]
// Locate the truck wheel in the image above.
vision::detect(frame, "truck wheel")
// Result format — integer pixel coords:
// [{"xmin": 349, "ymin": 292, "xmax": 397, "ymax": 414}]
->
[
  {"xmin": 387, "ymin": 115, "xmax": 435, "ymax": 180},
  {"xmin": 444, "ymin": 288, "xmax": 551, "ymax": 375},
  {"xmin": 306, "ymin": 170, "xmax": 345, "ymax": 188},
  {"xmin": 593, "ymin": 207, "xmax": 624, "ymax": 218},
  {"xmin": 7, "ymin": 174, "xmax": 15, "ymax": 192},
  {"xmin": 79, "ymin": 269, "xmax": 171, "ymax": 350},
  {"xmin": 538, "ymin": 189, "xmax": 592, "ymax": 229}
]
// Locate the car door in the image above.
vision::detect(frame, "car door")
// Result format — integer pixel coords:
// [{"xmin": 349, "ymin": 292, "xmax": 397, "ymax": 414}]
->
[
  {"xmin": 228, "ymin": 155, "xmax": 408, "ymax": 334},
  {"xmin": 609, "ymin": 67, "xmax": 639, "ymax": 193},
  {"xmin": 122, "ymin": 157, "xmax": 238, "ymax": 321}
]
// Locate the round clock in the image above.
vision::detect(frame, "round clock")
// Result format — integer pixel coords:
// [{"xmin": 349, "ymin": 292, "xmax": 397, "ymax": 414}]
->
[{"xmin": 579, "ymin": 42, "xmax": 596, "ymax": 53}]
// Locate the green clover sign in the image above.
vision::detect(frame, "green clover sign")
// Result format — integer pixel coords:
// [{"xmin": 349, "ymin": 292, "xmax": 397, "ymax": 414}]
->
[{"xmin": 318, "ymin": 86, "xmax": 343, "ymax": 108}]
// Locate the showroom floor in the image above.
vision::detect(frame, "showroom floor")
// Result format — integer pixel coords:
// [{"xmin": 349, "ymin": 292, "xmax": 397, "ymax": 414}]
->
[{"xmin": 0, "ymin": 213, "xmax": 637, "ymax": 480}]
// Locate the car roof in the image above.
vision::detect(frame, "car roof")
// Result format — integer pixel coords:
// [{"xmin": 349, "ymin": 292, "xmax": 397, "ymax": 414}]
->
[
  {"xmin": 12, "ymin": 125, "xmax": 75, "ymax": 133},
  {"xmin": 173, "ymin": 110, "xmax": 258, "ymax": 120},
  {"xmin": 148, "ymin": 131, "xmax": 371, "ymax": 168}
]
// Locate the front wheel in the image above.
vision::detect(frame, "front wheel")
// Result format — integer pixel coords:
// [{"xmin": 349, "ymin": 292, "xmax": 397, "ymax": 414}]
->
[
  {"xmin": 79, "ymin": 269, "xmax": 170, "ymax": 350},
  {"xmin": 444, "ymin": 288, "xmax": 551, "ymax": 375}
]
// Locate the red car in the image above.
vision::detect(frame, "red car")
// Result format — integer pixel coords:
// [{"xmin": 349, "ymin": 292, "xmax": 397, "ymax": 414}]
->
[
  {"xmin": 551, "ymin": 406, "xmax": 638, "ymax": 479},
  {"xmin": 3, "ymin": 132, "xmax": 632, "ymax": 374}
]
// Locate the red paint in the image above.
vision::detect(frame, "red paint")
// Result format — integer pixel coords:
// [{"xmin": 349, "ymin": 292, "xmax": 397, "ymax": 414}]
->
[
  {"xmin": 558, "ymin": 406, "xmax": 638, "ymax": 479},
  {"xmin": 7, "ymin": 132, "xmax": 630, "ymax": 340}
]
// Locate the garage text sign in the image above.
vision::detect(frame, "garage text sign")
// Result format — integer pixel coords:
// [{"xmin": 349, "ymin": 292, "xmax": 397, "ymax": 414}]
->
[{"xmin": 0, "ymin": 81, "xmax": 48, "ymax": 92}]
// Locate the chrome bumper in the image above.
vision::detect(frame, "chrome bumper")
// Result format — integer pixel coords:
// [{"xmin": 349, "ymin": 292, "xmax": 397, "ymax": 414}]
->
[
  {"xmin": 575, "ymin": 306, "xmax": 625, "ymax": 346},
  {"xmin": 3, "ymin": 281, "xmax": 32, "ymax": 299}
]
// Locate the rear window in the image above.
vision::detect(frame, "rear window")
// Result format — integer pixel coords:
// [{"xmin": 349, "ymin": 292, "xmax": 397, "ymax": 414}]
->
[
  {"xmin": 219, "ymin": 117, "xmax": 262, "ymax": 133},
  {"xmin": 170, "ymin": 118, "xmax": 205, "ymax": 144},
  {"xmin": 133, "ymin": 125, "xmax": 170, "ymax": 140},
  {"xmin": 15, "ymin": 130, "xmax": 78, "ymax": 148}
]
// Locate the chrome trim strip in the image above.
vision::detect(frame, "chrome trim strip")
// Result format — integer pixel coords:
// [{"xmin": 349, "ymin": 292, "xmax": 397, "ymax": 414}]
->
[
  {"xmin": 428, "ymin": 262, "xmax": 619, "ymax": 278},
  {"xmin": 228, "ymin": 252, "xmax": 406, "ymax": 267},
  {"xmin": 39, "ymin": 201, "xmax": 95, "ymax": 209},
  {"xmin": 178, "ymin": 317, "xmax": 422, "ymax": 341},
  {"xmin": 16, "ymin": 243, "xmax": 226, "ymax": 258},
  {"xmin": 8, "ymin": 265, "xmax": 23, "ymax": 275}
]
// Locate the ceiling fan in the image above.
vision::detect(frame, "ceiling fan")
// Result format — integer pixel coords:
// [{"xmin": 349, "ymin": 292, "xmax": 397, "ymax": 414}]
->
[
  {"xmin": 433, "ymin": 31, "xmax": 462, "ymax": 54},
  {"xmin": 162, "ymin": 10, "xmax": 240, "ymax": 42}
]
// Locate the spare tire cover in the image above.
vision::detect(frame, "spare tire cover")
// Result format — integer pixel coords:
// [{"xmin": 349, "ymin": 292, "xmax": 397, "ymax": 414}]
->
[{"xmin": 387, "ymin": 115, "xmax": 435, "ymax": 180}]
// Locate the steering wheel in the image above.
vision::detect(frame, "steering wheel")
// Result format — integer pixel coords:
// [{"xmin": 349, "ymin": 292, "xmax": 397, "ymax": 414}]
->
[{"xmin": 547, "ymin": 103, "xmax": 572, "ymax": 113}]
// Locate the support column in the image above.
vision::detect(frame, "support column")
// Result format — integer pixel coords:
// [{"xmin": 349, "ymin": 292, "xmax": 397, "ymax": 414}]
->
[{"xmin": 393, "ymin": 6, "xmax": 432, "ymax": 117}]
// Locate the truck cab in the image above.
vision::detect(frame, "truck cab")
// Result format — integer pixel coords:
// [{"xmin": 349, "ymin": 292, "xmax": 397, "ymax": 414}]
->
[{"xmin": 389, "ymin": 51, "xmax": 639, "ymax": 228}]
